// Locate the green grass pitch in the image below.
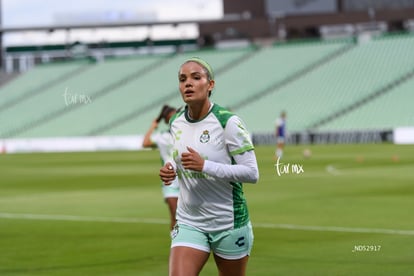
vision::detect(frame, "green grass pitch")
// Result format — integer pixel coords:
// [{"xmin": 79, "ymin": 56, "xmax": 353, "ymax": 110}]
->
[{"xmin": 0, "ymin": 144, "xmax": 413, "ymax": 275}]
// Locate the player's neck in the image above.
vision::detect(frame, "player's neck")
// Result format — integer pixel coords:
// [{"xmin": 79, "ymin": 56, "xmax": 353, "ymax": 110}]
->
[{"xmin": 188, "ymin": 101, "xmax": 212, "ymax": 120}]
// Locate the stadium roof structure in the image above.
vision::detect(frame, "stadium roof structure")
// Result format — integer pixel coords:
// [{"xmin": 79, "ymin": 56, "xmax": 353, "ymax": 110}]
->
[{"xmin": 0, "ymin": 14, "xmax": 250, "ymax": 33}]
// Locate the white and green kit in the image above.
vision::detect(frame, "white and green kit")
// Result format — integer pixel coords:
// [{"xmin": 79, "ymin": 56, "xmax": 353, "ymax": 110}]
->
[
  {"xmin": 151, "ymin": 131, "xmax": 179, "ymax": 198},
  {"xmin": 168, "ymin": 103, "xmax": 259, "ymax": 232}
]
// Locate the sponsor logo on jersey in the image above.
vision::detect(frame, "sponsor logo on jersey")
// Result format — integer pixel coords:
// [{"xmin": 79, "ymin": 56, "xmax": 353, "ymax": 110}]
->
[{"xmin": 177, "ymin": 169, "xmax": 209, "ymax": 179}]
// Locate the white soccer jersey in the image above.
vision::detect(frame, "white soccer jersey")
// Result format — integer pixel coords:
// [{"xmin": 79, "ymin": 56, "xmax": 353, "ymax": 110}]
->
[
  {"xmin": 169, "ymin": 103, "xmax": 255, "ymax": 232},
  {"xmin": 151, "ymin": 131, "xmax": 174, "ymax": 164},
  {"xmin": 152, "ymin": 131, "xmax": 179, "ymax": 190}
]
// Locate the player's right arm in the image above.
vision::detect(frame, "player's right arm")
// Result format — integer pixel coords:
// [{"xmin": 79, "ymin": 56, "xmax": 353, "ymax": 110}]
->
[
  {"xmin": 159, "ymin": 162, "xmax": 177, "ymax": 185},
  {"xmin": 142, "ymin": 120, "xmax": 158, "ymax": 148}
]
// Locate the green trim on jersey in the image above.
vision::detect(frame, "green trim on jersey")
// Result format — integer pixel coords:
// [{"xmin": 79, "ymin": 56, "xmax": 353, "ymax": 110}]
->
[
  {"xmin": 231, "ymin": 150, "xmax": 250, "ymax": 228},
  {"xmin": 211, "ymin": 104, "xmax": 234, "ymax": 129},
  {"xmin": 179, "ymin": 104, "xmax": 234, "ymax": 127},
  {"xmin": 231, "ymin": 181, "xmax": 250, "ymax": 228},
  {"xmin": 183, "ymin": 104, "xmax": 216, "ymax": 123},
  {"xmin": 230, "ymin": 145, "xmax": 255, "ymax": 156}
]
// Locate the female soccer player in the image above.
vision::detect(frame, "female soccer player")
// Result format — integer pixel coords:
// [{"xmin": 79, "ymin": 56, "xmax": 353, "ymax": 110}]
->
[
  {"xmin": 275, "ymin": 111, "xmax": 287, "ymax": 159},
  {"xmin": 159, "ymin": 57, "xmax": 259, "ymax": 276},
  {"xmin": 143, "ymin": 105, "xmax": 179, "ymax": 231}
]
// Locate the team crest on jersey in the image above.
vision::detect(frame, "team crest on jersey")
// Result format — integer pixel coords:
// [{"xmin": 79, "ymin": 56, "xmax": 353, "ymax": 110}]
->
[{"xmin": 199, "ymin": 130, "xmax": 210, "ymax": 143}]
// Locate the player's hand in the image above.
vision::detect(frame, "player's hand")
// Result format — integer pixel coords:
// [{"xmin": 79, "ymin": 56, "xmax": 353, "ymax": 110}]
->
[
  {"xmin": 159, "ymin": 162, "xmax": 176, "ymax": 185},
  {"xmin": 181, "ymin": 147, "xmax": 204, "ymax": 172}
]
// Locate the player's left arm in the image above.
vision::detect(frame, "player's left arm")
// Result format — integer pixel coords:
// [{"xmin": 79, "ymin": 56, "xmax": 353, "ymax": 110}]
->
[
  {"xmin": 203, "ymin": 116, "xmax": 259, "ymax": 183},
  {"xmin": 203, "ymin": 150, "xmax": 259, "ymax": 183}
]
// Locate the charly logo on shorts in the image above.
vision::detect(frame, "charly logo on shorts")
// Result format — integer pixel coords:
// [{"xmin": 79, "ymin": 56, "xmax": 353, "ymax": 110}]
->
[
  {"xmin": 235, "ymin": 236, "xmax": 245, "ymax": 247},
  {"xmin": 199, "ymin": 130, "xmax": 210, "ymax": 143}
]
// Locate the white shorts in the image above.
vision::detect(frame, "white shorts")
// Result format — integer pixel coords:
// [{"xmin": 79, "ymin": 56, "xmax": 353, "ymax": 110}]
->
[{"xmin": 170, "ymin": 222, "xmax": 254, "ymax": 260}]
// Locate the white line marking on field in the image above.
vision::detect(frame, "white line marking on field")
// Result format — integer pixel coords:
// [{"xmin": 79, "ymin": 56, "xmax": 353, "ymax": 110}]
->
[
  {"xmin": 254, "ymin": 222, "xmax": 414, "ymax": 236},
  {"xmin": 1, "ymin": 212, "xmax": 414, "ymax": 236},
  {"xmin": 0, "ymin": 212, "xmax": 167, "ymax": 225}
]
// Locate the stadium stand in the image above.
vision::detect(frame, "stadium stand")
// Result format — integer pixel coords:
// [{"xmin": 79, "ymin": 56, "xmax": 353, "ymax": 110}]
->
[
  {"xmin": 0, "ymin": 60, "xmax": 89, "ymax": 111},
  {"xmin": 1, "ymin": 33, "xmax": 413, "ymax": 139},
  {"xmin": 102, "ymin": 47, "xmax": 256, "ymax": 136},
  {"xmin": 0, "ymin": 55, "xmax": 166, "ymax": 138},
  {"xmin": 215, "ymin": 39, "xmax": 353, "ymax": 108},
  {"xmin": 317, "ymin": 71, "xmax": 414, "ymax": 131},
  {"xmin": 11, "ymin": 48, "xmax": 255, "ymax": 138},
  {"xmin": 236, "ymin": 33, "xmax": 414, "ymax": 133},
  {"xmin": 0, "ymin": 72, "xmax": 20, "ymax": 88}
]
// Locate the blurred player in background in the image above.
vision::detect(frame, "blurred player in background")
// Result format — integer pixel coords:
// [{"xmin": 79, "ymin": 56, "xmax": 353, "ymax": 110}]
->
[
  {"xmin": 142, "ymin": 105, "xmax": 179, "ymax": 231},
  {"xmin": 275, "ymin": 111, "xmax": 287, "ymax": 159},
  {"xmin": 159, "ymin": 57, "xmax": 259, "ymax": 276}
]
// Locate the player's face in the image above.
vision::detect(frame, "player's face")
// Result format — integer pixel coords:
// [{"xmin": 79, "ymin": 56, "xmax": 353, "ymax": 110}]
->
[{"xmin": 178, "ymin": 62, "xmax": 214, "ymax": 105}]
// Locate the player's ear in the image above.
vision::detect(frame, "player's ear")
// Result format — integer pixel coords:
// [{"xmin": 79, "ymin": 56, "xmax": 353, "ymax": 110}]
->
[
  {"xmin": 208, "ymin": 80, "xmax": 215, "ymax": 97},
  {"xmin": 209, "ymin": 79, "xmax": 215, "ymax": 89}
]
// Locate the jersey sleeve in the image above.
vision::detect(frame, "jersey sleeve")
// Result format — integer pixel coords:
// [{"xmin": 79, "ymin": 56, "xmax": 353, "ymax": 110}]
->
[
  {"xmin": 203, "ymin": 150, "xmax": 259, "ymax": 183},
  {"xmin": 152, "ymin": 132, "xmax": 174, "ymax": 164},
  {"xmin": 202, "ymin": 115, "xmax": 258, "ymax": 183},
  {"xmin": 150, "ymin": 133, "xmax": 160, "ymax": 146},
  {"xmin": 224, "ymin": 116, "xmax": 254, "ymax": 156}
]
